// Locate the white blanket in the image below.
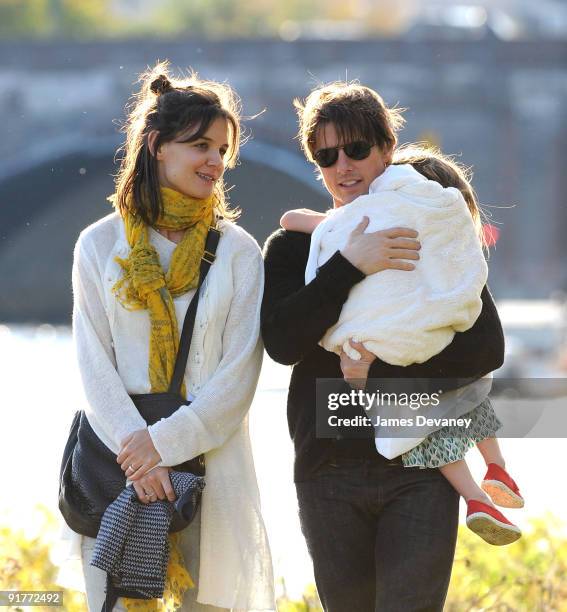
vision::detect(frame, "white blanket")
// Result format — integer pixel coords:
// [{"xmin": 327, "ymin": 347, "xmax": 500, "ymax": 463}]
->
[{"xmin": 305, "ymin": 164, "xmax": 488, "ymax": 366}]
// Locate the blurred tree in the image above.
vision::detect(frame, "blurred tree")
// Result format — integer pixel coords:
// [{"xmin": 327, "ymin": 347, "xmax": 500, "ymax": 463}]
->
[
  {"xmin": 0, "ymin": 506, "xmax": 86, "ymax": 611},
  {"xmin": 0, "ymin": 0, "xmax": 50, "ymax": 38},
  {"xmin": 0, "ymin": 0, "xmax": 417, "ymax": 39},
  {"xmin": 153, "ymin": 0, "xmax": 328, "ymax": 38},
  {"xmin": 0, "ymin": 0, "xmax": 115, "ymax": 39},
  {"xmin": 363, "ymin": 0, "xmax": 418, "ymax": 37},
  {"xmin": 446, "ymin": 515, "xmax": 567, "ymax": 610},
  {"xmin": 323, "ymin": 0, "xmax": 358, "ymax": 22},
  {"xmin": 50, "ymin": 0, "xmax": 113, "ymax": 38}
]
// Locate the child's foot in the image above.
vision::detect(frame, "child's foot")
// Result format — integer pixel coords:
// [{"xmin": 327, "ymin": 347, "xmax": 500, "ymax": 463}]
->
[
  {"xmin": 466, "ymin": 500, "xmax": 522, "ymax": 546},
  {"xmin": 481, "ymin": 463, "xmax": 524, "ymax": 508}
]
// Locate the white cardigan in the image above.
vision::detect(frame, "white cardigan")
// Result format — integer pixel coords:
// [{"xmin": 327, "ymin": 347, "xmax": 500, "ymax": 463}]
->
[
  {"xmin": 305, "ymin": 164, "xmax": 488, "ymax": 366},
  {"xmin": 70, "ymin": 213, "xmax": 274, "ymax": 610}
]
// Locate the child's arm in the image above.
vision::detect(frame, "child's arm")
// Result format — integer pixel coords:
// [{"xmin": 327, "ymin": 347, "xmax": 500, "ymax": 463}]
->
[{"xmin": 280, "ymin": 208, "xmax": 327, "ymax": 234}]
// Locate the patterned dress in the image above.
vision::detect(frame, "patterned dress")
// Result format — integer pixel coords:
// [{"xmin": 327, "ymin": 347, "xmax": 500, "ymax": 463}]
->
[{"xmin": 401, "ymin": 398, "xmax": 502, "ymax": 469}]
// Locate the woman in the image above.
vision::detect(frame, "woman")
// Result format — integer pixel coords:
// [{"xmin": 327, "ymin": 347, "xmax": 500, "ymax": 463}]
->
[
  {"xmin": 70, "ymin": 62, "xmax": 273, "ymax": 611},
  {"xmin": 261, "ymin": 82, "xmax": 504, "ymax": 611}
]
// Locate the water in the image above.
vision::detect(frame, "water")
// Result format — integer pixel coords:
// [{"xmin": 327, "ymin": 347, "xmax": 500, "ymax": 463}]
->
[{"xmin": 0, "ymin": 324, "xmax": 565, "ymax": 598}]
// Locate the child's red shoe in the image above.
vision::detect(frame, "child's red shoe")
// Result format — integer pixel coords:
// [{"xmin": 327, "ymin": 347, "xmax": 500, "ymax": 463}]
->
[
  {"xmin": 481, "ymin": 463, "xmax": 524, "ymax": 508},
  {"xmin": 466, "ymin": 500, "xmax": 522, "ymax": 546}
]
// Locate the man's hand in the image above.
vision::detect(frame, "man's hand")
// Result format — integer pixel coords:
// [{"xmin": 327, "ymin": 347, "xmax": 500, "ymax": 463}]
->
[{"xmin": 341, "ymin": 217, "xmax": 420, "ymax": 276}]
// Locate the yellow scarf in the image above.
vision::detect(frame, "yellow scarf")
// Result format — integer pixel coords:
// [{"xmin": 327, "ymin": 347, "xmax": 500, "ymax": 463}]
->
[
  {"xmin": 113, "ymin": 186, "xmax": 214, "ymax": 611},
  {"xmin": 113, "ymin": 186, "xmax": 215, "ymax": 395}
]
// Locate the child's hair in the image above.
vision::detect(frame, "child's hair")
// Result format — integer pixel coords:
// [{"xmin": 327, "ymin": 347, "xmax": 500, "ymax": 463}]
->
[
  {"xmin": 294, "ymin": 81, "xmax": 405, "ymax": 163},
  {"xmin": 393, "ymin": 144, "xmax": 486, "ymax": 247},
  {"xmin": 113, "ymin": 60, "xmax": 241, "ymax": 225}
]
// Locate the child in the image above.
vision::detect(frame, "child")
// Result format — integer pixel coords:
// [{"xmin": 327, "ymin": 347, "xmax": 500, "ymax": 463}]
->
[{"xmin": 281, "ymin": 146, "xmax": 524, "ymax": 546}]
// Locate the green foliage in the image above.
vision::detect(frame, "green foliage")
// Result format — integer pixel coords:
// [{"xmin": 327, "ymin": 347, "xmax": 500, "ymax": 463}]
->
[
  {"xmin": 277, "ymin": 581, "xmax": 322, "ymax": 612},
  {"xmin": 1, "ymin": 507, "xmax": 564, "ymax": 611},
  {"xmin": 53, "ymin": 0, "xmax": 114, "ymax": 38},
  {"xmin": 446, "ymin": 515, "xmax": 567, "ymax": 611},
  {"xmin": 0, "ymin": 505, "xmax": 86, "ymax": 611},
  {"xmin": 153, "ymin": 0, "xmax": 267, "ymax": 39},
  {"xmin": 0, "ymin": 0, "xmax": 406, "ymax": 40},
  {"xmin": 151, "ymin": 0, "xmax": 330, "ymax": 39},
  {"xmin": 0, "ymin": 0, "xmax": 122, "ymax": 39},
  {"xmin": 0, "ymin": 0, "xmax": 49, "ymax": 38},
  {"xmin": 277, "ymin": 515, "xmax": 567, "ymax": 612}
]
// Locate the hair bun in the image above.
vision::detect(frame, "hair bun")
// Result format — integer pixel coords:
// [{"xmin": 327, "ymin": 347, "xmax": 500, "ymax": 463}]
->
[{"xmin": 150, "ymin": 74, "xmax": 173, "ymax": 95}]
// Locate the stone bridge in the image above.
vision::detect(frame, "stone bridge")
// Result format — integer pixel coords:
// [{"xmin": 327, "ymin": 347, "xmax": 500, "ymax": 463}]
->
[{"xmin": 0, "ymin": 39, "xmax": 565, "ymax": 321}]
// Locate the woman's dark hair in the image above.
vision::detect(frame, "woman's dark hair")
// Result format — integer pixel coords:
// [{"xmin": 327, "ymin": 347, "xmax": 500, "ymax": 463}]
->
[
  {"xmin": 113, "ymin": 60, "xmax": 241, "ymax": 225},
  {"xmin": 294, "ymin": 81, "xmax": 405, "ymax": 163}
]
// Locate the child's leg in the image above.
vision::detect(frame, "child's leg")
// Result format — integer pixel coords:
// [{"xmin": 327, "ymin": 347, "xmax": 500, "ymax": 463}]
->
[
  {"xmin": 478, "ymin": 437, "xmax": 524, "ymax": 508},
  {"xmin": 439, "ymin": 459, "xmax": 492, "ymax": 504},
  {"xmin": 476, "ymin": 436, "xmax": 505, "ymax": 468},
  {"xmin": 440, "ymin": 459, "xmax": 522, "ymax": 546}
]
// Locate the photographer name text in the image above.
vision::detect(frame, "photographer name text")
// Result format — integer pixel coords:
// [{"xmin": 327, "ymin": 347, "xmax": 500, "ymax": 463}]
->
[{"xmin": 328, "ymin": 414, "xmax": 473, "ymax": 428}]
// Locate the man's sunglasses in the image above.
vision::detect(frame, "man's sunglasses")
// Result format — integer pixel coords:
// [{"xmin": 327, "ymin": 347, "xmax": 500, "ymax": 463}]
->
[{"xmin": 313, "ymin": 140, "xmax": 374, "ymax": 168}]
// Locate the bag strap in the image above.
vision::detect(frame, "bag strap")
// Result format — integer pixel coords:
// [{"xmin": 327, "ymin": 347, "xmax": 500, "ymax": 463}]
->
[{"xmin": 168, "ymin": 223, "xmax": 222, "ymax": 395}]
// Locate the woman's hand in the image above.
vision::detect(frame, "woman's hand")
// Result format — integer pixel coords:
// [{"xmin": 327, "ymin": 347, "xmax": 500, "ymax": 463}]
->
[
  {"xmin": 340, "ymin": 340, "xmax": 377, "ymax": 390},
  {"xmin": 131, "ymin": 466, "xmax": 177, "ymax": 505},
  {"xmin": 117, "ymin": 428, "xmax": 162, "ymax": 481},
  {"xmin": 341, "ymin": 217, "xmax": 420, "ymax": 275}
]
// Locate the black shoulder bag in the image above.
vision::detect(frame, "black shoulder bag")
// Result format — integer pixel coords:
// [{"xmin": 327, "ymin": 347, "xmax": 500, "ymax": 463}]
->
[{"xmin": 58, "ymin": 225, "xmax": 221, "ymax": 538}]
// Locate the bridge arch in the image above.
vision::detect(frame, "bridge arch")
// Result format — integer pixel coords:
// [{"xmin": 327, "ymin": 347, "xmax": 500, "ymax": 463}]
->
[{"xmin": 0, "ymin": 140, "xmax": 327, "ymax": 322}]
